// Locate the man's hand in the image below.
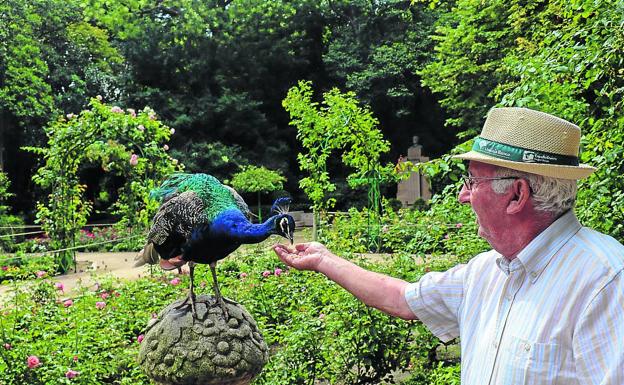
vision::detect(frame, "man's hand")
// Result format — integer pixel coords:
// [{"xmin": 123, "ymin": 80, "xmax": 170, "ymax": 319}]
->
[
  {"xmin": 272, "ymin": 242, "xmax": 331, "ymax": 272},
  {"xmin": 159, "ymin": 255, "xmax": 187, "ymax": 271}
]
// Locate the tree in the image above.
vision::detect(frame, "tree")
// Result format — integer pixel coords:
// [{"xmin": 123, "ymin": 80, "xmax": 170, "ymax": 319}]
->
[
  {"xmin": 0, "ymin": 0, "xmax": 125, "ymax": 212},
  {"xmin": 283, "ymin": 80, "xmax": 391, "ymax": 244},
  {"xmin": 418, "ymin": 0, "xmax": 624, "ymax": 242},
  {"xmin": 323, "ymin": 0, "xmax": 451, "ymax": 157},
  {"xmin": 230, "ymin": 165, "xmax": 286, "ymax": 221}
]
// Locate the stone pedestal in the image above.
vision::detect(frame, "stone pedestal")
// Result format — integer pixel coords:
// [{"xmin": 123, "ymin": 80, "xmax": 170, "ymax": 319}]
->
[
  {"xmin": 138, "ymin": 295, "xmax": 269, "ymax": 385},
  {"xmin": 396, "ymin": 136, "xmax": 432, "ymax": 207}
]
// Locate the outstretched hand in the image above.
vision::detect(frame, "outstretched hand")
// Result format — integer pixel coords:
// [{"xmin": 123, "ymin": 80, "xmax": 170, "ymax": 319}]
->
[
  {"xmin": 159, "ymin": 255, "xmax": 187, "ymax": 271},
  {"xmin": 272, "ymin": 242, "xmax": 332, "ymax": 272}
]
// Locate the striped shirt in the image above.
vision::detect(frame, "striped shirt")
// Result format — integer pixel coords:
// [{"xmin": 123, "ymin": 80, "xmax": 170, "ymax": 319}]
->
[{"xmin": 405, "ymin": 210, "xmax": 624, "ymax": 384}]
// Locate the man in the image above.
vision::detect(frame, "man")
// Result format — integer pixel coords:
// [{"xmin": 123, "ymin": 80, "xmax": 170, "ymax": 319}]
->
[{"xmin": 273, "ymin": 107, "xmax": 624, "ymax": 384}]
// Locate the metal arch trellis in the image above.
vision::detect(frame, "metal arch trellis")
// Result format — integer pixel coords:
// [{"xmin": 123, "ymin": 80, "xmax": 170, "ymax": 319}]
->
[
  {"xmin": 366, "ymin": 165, "xmax": 382, "ymax": 252},
  {"xmin": 350, "ymin": 164, "xmax": 383, "ymax": 253}
]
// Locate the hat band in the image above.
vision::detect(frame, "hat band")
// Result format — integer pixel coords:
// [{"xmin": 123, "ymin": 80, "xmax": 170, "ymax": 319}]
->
[{"xmin": 472, "ymin": 137, "xmax": 579, "ymax": 166}]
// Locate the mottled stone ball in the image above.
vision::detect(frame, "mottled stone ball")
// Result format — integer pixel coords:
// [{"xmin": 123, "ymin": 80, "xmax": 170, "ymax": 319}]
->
[{"xmin": 138, "ymin": 295, "xmax": 269, "ymax": 385}]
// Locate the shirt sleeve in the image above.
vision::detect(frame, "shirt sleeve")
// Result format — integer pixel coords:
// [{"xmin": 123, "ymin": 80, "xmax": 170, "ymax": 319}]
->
[
  {"xmin": 573, "ymin": 270, "xmax": 624, "ymax": 385},
  {"xmin": 404, "ymin": 263, "xmax": 465, "ymax": 342}
]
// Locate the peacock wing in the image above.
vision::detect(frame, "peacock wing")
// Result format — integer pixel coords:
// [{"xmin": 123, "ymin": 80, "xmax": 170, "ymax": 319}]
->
[{"xmin": 147, "ymin": 191, "xmax": 209, "ymax": 259}]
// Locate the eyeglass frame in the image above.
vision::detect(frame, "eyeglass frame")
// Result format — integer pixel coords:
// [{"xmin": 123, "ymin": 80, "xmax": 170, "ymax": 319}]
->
[{"xmin": 461, "ymin": 175, "xmax": 520, "ymax": 191}]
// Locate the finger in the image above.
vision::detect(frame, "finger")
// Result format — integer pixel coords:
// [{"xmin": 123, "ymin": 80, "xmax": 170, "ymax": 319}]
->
[
  {"xmin": 272, "ymin": 244, "xmax": 293, "ymax": 254},
  {"xmin": 272, "ymin": 244, "xmax": 293, "ymax": 259},
  {"xmin": 295, "ymin": 242, "xmax": 312, "ymax": 251},
  {"xmin": 160, "ymin": 258, "xmax": 186, "ymax": 271},
  {"xmin": 275, "ymin": 250, "xmax": 299, "ymax": 268}
]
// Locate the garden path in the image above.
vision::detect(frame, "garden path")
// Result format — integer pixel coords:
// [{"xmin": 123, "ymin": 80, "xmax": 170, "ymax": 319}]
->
[{"xmin": 0, "ymin": 251, "xmax": 149, "ymax": 300}]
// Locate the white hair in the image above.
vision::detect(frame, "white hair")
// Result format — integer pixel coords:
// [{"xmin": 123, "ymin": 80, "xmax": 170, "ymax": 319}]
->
[{"xmin": 490, "ymin": 167, "xmax": 577, "ymax": 215}]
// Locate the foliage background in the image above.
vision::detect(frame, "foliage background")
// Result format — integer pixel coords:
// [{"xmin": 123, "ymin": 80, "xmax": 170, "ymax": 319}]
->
[{"xmin": 1, "ymin": 0, "xmax": 624, "ymax": 384}]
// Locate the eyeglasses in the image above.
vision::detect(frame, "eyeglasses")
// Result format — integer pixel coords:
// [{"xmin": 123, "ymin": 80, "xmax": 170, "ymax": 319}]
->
[{"xmin": 461, "ymin": 175, "xmax": 519, "ymax": 191}]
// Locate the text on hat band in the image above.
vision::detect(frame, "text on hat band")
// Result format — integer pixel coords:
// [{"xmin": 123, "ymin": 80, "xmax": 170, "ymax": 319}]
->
[{"xmin": 472, "ymin": 137, "xmax": 579, "ymax": 166}]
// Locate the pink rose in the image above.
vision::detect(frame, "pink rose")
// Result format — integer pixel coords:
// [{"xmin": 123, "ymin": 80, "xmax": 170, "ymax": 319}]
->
[
  {"xmin": 169, "ymin": 277, "xmax": 181, "ymax": 286},
  {"xmin": 262, "ymin": 271, "xmax": 271, "ymax": 278},
  {"xmin": 55, "ymin": 282, "xmax": 65, "ymax": 292},
  {"xmin": 1, "ymin": 266, "xmax": 8, "ymax": 271},
  {"xmin": 111, "ymin": 106, "xmax": 123, "ymax": 113},
  {"xmin": 137, "ymin": 124, "xmax": 145, "ymax": 131},
  {"xmin": 239, "ymin": 272, "xmax": 248, "ymax": 279},
  {"xmin": 455, "ymin": 223, "xmax": 463, "ymax": 229},
  {"xmin": 4, "ymin": 343, "xmax": 11, "ymax": 350},
  {"xmin": 274, "ymin": 268, "xmax": 283, "ymax": 276},
  {"xmin": 137, "ymin": 334, "xmax": 144, "ymax": 344},
  {"xmin": 73, "ymin": 355, "xmax": 78, "ymax": 362},
  {"xmin": 318, "ymin": 313, "xmax": 326, "ymax": 320},
  {"xmin": 27, "ymin": 355, "xmax": 41, "ymax": 369},
  {"xmin": 63, "ymin": 299, "xmax": 73, "ymax": 308},
  {"xmin": 65, "ymin": 369, "xmax": 80, "ymax": 379},
  {"xmin": 95, "ymin": 301, "xmax": 106, "ymax": 310},
  {"xmin": 35, "ymin": 271, "xmax": 47, "ymax": 278},
  {"xmin": 129, "ymin": 154, "xmax": 139, "ymax": 166},
  {"xmin": 444, "ymin": 234, "xmax": 450, "ymax": 240},
  {"xmin": 100, "ymin": 292, "xmax": 110, "ymax": 300},
  {"xmin": 127, "ymin": 108, "xmax": 136, "ymax": 117}
]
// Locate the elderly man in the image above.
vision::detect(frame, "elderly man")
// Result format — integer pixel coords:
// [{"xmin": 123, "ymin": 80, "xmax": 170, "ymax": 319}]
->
[{"xmin": 273, "ymin": 107, "xmax": 624, "ymax": 384}]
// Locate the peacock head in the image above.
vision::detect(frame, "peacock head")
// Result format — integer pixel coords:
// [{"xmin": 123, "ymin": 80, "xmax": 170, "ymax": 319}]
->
[{"xmin": 272, "ymin": 214, "xmax": 295, "ymax": 244}]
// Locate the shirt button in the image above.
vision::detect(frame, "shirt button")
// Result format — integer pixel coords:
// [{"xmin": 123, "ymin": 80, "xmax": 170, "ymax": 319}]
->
[{"xmin": 524, "ymin": 343, "xmax": 531, "ymax": 352}]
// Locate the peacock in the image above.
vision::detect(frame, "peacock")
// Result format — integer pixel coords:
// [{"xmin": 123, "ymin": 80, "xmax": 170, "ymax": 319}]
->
[{"xmin": 135, "ymin": 173, "xmax": 295, "ymax": 318}]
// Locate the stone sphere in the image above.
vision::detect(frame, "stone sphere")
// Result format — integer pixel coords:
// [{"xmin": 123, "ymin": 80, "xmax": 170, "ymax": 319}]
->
[{"xmin": 138, "ymin": 295, "xmax": 269, "ymax": 385}]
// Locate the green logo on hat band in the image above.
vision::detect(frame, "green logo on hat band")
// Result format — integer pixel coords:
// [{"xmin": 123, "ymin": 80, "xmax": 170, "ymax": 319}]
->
[{"xmin": 472, "ymin": 137, "xmax": 579, "ymax": 166}]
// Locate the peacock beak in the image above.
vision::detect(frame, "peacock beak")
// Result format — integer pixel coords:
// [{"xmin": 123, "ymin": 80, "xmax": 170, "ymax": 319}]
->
[{"xmin": 287, "ymin": 231, "xmax": 294, "ymax": 245}]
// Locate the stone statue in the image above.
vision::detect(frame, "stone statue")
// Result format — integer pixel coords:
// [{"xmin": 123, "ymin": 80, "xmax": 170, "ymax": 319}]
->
[{"xmin": 138, "ymin": 295, "xmax": 269, "ymax": 385}]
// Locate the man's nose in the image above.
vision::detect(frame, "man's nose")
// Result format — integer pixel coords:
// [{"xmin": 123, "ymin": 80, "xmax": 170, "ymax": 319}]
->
[{"xmin": 458, "ymin": 184, "xmax": 471, "ymax": 204}]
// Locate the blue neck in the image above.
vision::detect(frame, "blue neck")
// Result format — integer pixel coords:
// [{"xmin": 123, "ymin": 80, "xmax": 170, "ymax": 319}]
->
[{"xmin": 210, "ymin": 210, "xmax": 278, "ymax": 243}]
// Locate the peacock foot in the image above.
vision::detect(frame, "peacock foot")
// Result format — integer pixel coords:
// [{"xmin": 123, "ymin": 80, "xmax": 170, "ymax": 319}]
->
[
  {"xmin": 173, "ymin": 292, "xmax": 197, "ymax": 318},
  {"xmin": 216, "ymin": 295, "xmax": 229, "ymax": 320}
]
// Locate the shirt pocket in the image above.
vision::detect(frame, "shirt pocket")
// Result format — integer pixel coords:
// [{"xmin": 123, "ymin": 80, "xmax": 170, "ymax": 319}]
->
[{"xmin": 501, "ymin": 335, "xmax": 563, "ymax": 385}]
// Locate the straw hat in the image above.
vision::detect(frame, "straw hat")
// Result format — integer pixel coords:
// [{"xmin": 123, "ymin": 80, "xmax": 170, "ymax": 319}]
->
[{"xmin": 453, "ymin": 107, "xmax": 596, "ymax": 179}]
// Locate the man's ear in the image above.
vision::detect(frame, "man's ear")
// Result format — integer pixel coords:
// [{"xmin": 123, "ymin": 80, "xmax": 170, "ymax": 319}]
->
[{"xmin": 506, "ymin": 179, "xmax": 531, "ymax": 214}]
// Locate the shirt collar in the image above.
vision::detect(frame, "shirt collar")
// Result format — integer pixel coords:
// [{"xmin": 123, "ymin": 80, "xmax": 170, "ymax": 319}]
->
[{"xmin": 495, "ymin": 210, "xmax": 581, "ymax": 281}]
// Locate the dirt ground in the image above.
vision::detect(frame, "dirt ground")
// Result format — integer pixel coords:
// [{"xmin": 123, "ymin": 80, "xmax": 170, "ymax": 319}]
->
[{"xmin": 0, "ymin": 251, "xmax": 147, "ymax": 299}]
